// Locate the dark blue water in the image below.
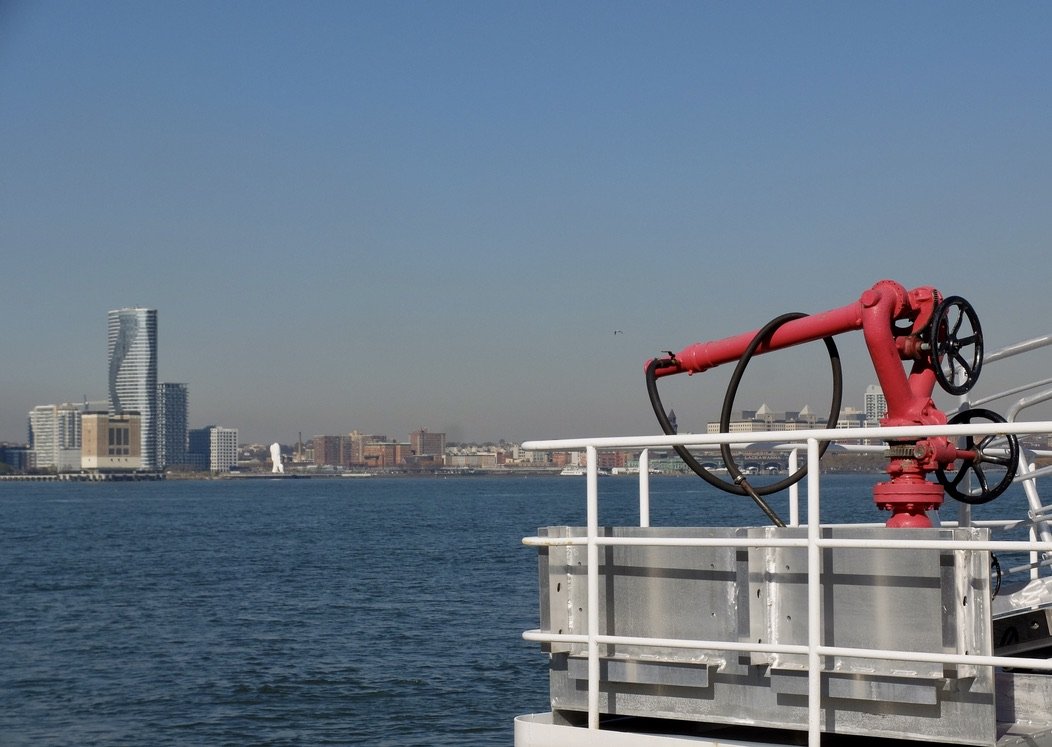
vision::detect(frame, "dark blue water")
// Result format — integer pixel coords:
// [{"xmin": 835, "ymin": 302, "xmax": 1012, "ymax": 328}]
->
[{"xmin": 0, "ymin": 474, "xmax": 1029, "ymax": 745}]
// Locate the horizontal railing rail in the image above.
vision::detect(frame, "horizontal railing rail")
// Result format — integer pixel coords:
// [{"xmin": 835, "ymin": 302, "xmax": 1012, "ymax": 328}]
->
[{"xmin": 522, "ymin": 419, "xmax": 1052, "ymax": 451}]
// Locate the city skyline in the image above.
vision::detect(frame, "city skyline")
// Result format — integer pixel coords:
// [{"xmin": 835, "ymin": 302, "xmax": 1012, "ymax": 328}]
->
[
  {"xmin": 3, "ymin": 4, "xmax": 1052, "ymax": 444},
  {"xmin": 5, "ymin": 293, "xmax": 1052, "ymax": 450},
  {"xmin": 7, "ymin": 298, "xmax": 903, "ymax": 447}
]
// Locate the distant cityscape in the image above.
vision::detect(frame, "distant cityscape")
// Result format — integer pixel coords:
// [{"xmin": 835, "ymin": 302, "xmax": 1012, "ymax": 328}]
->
[{"xmin": 0, "ymin": 308, "xmax": 897, "ymax": 479}]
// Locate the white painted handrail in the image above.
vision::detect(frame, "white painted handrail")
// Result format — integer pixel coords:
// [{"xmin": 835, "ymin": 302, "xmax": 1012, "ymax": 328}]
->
[{"xmin": 522, "ymin": 422, "xmax": 1052, "ymax": 746}]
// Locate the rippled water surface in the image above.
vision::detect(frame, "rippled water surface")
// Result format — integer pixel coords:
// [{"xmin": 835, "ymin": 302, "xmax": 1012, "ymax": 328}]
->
[{"xmin": 0, "ymin": 473, "xmax": 1028, "ymax": 744}]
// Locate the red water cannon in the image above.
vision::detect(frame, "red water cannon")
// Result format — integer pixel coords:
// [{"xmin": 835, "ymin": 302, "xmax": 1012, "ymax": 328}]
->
[{"xmin": 646, "ymin": 279, "xmax": 1019, "ymax": 527}]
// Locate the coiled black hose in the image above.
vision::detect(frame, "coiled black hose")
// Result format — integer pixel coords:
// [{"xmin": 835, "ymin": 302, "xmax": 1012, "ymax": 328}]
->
[{"xmin": 646, "ymin": 312, "xmax": 843, "ymax": 524}]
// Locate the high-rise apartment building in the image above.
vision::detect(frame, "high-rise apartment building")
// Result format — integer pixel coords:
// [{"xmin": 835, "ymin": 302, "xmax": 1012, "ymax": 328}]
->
[
  {"xmin": 311, "ymin": 434, "xmax": 344, "ymax": 468},
  {"xmin": 158, "ymin": 382, "xmax": 189, "ymax": 468},
  {"xmin": 27, "ymin": 403, "xmax": 82, "ymax": 472},
  {"xmin": 210, "ymin": 426, "xmax": 238, "ymax": 472},
  {"xmin": 187, "ymin": 427, "xmax": 211, "ymax": 471},
  {"xmin": 864, "ymin": 384, "xmax": 888, "ymax": 426},
  {"xmin": 189, "ymin": 425, "xmax": 238, "ymax": 472},
  {"xmin": 108, "ymin": 308, "xmax": 158, "ymax": 470}
]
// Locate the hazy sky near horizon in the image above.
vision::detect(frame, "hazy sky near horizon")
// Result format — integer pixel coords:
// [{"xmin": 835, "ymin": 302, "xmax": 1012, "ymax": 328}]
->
[{"xmin": 3, "ymin": 2, "xmax": 1052, "ymax": 445}]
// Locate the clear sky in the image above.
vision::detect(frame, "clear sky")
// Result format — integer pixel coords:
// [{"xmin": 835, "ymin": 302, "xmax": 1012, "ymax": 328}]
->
[{"xmin": 2, "ymin": 1, "xmax": 1051, "ymax": 445}]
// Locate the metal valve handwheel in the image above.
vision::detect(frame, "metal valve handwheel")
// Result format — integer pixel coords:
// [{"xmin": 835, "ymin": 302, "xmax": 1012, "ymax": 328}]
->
[
  {"xmin": 935, "ymin": 409, "xmax": 1019, "ymax": 505},
  {"xmin": 928, "ymin": 296, "xmax": 983, "ymax": 395}
]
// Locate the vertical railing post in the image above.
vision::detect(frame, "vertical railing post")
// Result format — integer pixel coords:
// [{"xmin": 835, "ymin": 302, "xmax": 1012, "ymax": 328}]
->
[
  {"xmin": 806, "ymin": 438, "xmax": 822, "ymax": 746},
  {"xmin": 639, "ymin": 448, "xmax": 650, "ymax": 527},
  {"xmin": 788, "ymin": 447, "xmax": 800, "ymax": 527},
  {"xmin": 1032, "ymin": 526, "xmax": 1040, "ymax": 582},
  {"xmin": 586, "ymin": 445, "xmax": 600, "ymax": 730}
]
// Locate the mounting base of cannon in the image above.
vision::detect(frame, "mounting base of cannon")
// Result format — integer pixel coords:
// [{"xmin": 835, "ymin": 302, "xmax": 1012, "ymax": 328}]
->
[{"xmin": 538, "ymin": 525, "xmax": 1001, "ymax": 745}]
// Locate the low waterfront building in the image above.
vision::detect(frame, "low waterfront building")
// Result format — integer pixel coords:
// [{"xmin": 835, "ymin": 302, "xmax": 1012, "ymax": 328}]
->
[
  {"xmin": 708, "ymin": 404, "xmax": 867, "ymax": 435},
  {"xmin": 311, "ymin": 431, "xmax": 389, "ymax": 469},
  {"xmin": 445, "ymin": 451, "xmax": 498, "ymax": 470},
  {"xmin": 410, "ymin": 428, "xmax": 446, "ymax": 459},
  {"xmin": 0, "ymin": 444, "xmax": 33, "ymax": 472},
  {"xmin": 81, "ymin": 412, "xmax": 142, "ymax": 471},
  {"xmin": 362, "ymin": 440, "xmax": 408, "ymax": 469}
]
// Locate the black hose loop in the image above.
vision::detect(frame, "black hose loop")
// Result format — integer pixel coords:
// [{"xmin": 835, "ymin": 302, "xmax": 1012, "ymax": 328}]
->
[
  {"xmin": 718, "ymin": 313, "xmax": 842, "ymax": 496},
  {"xmin": 646, "ymin": 358, "xmax": 745, "ymax": 494},
  {"xmin": 645, "ymin": 313, "xmax": 843, "ymax": 508}
]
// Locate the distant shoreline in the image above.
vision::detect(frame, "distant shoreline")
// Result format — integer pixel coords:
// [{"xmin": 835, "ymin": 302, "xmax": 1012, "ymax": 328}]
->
[{"xmin": 1, "ymin": 465, "xmax": 892, "ymax": 482}]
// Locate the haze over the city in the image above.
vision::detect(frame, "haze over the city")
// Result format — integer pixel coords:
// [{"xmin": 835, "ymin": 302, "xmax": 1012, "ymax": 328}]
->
[{"xmin": 3, "ymin": 2, "xmax": 1052, "ymax": 445}]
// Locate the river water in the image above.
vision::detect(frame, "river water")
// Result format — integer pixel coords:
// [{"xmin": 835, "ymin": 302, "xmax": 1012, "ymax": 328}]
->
[{"xmin": 0, "ymin": 474, "xmax": 1029, "ymax": 745}]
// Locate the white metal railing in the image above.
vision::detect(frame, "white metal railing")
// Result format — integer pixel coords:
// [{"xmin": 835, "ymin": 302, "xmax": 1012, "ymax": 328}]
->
[
  {"xmin": 522, "ymin": 421, "xmax": 1052, "ymax": 746},
  {"xmin": 954, "ymin": 332, "xmax": 1052, "ymax": 540}
]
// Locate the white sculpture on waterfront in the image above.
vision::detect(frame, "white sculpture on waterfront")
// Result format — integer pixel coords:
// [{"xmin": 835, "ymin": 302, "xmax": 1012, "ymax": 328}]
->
[{"xmin": 270, "ymin": 442, "xmax": 284, "ymax": 474}]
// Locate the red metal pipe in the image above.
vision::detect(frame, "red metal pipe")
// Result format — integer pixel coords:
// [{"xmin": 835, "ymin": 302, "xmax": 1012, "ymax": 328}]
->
[
  {"xmin": 648, "ymin": 301, "xmax": 866, "ymax": 378},
  {"xmin": 859, "ymin": 282, "xmax": 943, "ymax": 428},
  {"xmin": 648, "ymin": 279, "xmax": 957, "ymax": 528},
  {"xmin": 649, "ymin": 280, "xmax": 941, "ymax": 427}
]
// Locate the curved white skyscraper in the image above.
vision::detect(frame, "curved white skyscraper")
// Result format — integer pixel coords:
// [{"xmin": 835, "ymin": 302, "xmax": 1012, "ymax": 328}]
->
[{"xmin": 108, "ymin": 308, "xmax": 158, "ymax": 470}]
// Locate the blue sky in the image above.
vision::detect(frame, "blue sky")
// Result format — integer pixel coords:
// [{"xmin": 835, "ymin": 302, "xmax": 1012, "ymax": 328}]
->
[{"xmin": 2, "ymin": 1, "xmax": 1051, "ymax": 444}]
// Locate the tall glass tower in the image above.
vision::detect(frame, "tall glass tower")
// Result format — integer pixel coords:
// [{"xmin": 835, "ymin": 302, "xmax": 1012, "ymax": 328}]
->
[
  {"xmin": 158, "ymin": 382, "xmax": 189, "ymax": 469},
  {"xmin": 108, "ymin": 308, "xmax": 158, "ymax": 470}
]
